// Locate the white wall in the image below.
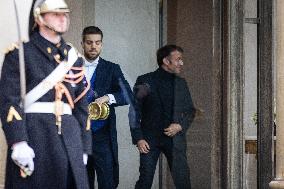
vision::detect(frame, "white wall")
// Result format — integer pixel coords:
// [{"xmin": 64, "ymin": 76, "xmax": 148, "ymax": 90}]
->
[
  {"xmin": 0, "ymin": 0, "xmax": 160, "ymax": 188},
  {"xmin": 94, "ymin": 1, "xmax": 159, "ymax": 188},
  {"xmin": 0, "ymin": 128, "xmax": 6, "ymax": 189},
  {"xmin": 65, "ymin": 0, "xmax": 160, "ymax": 188}
]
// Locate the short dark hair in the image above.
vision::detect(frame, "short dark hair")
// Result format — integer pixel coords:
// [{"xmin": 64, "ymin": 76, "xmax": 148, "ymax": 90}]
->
[
  {"xmin": 82, "ymin": 26, "xmax": 103, "ymax": 41},
  {"xmin": 156, "ymin": 45, "xmax": 184, "ymax": 66}
]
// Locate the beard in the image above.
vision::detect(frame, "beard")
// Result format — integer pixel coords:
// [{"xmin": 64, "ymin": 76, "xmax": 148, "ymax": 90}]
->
[{"xmin": 85, "ymin": 52, "xmax": 99, "ymax": 61}]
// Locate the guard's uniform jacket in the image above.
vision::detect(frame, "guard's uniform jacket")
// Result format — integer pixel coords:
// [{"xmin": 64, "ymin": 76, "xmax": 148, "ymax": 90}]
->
[{"xmin": 0, "ymin": 32, "xmax": 92, "ymax": 189}]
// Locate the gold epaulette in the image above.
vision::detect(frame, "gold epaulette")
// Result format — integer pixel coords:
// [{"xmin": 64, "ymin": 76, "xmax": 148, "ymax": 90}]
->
[
  {"xmin": 3, "ymin": 43, "xmax": 19, "ymax": 54},
  {"xmin": 3, "ymin": 39, "xmax": 28, "ymax": 54},
  {"xmin": 66, "ymin": 42, "xmax": 83, "ymax": 58}
]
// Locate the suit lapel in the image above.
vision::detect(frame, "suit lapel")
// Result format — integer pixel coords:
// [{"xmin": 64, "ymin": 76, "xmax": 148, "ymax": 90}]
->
[{"xmin": 93, "ymin": 58, "xmax": 106, "ymax": 96}]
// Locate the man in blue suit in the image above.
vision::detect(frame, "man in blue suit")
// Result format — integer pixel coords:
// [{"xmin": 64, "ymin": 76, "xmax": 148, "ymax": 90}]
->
[{"xmin": 82, "ymin": 26, "xmax": 132, "ymax": 189}]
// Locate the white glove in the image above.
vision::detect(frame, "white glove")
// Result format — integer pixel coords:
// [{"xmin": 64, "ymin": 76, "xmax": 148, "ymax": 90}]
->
[
  {"xmin": 83, "ymin": 153, "xmax": 88, "ymax": 165},
  {"xmin": 11, "ymin": 141, "xmax": 35, "ymax": 176}
]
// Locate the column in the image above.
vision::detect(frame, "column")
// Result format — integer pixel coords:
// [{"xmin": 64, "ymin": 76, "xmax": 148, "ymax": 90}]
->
[{"xmin": 270, "ymin": 0, "xmax": 284, "ymax": 188}]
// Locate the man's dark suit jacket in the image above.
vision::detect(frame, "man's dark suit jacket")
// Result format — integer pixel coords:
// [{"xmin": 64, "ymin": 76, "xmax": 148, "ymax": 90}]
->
[
  {"xmin": 91, "ymin": 57, "xmax": 132, "ymax": 187},
  {"xmin": 130, "ymin": 68, "xmax": 195, "ymax": 152}
]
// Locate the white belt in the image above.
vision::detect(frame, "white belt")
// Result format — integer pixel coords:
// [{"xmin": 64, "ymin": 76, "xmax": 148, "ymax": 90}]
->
[{"xmin": 25, "ymin": 102, "xmax": 72, "ymax": 115}]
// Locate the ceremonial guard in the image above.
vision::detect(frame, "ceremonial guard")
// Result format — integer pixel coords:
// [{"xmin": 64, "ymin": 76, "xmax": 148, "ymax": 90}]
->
[{"xmin": 0, "ymin": 0, "xmax": 92, "ymax": 188}]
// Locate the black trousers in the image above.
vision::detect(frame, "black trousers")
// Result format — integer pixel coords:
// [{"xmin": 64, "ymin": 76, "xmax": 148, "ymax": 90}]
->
[
  {"xmin": 135, "ymin": 138, "xmax": 191, "ymax": 189},
  {"xmin": 87, "ymin": 139, "xmax": 115, "ymax": 189}
]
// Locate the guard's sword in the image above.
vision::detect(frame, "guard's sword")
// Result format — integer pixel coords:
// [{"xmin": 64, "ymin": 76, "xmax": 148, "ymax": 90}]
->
[{"xmin": 13, "ymin": 0, "xmax": 29, "ymax": 178}]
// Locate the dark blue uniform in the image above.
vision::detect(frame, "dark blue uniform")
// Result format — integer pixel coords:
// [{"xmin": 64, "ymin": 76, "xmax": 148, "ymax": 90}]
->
[{"xmin": 0, "ymin": 32, "xmax": 92, "ymax": 189}]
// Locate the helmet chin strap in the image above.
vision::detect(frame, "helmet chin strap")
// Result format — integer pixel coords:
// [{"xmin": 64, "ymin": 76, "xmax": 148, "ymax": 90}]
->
[
  {"xmin": 38, "ymin": 15, "xmax": 67, "ymax": 35},
  {"xmin": 44, "ymin": 24, "xmax": 63, "ymax": 35}
]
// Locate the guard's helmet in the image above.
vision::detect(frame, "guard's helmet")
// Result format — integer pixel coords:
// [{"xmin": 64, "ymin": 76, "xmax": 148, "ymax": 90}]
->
[
  {"xmin": 33, "ymin": 0, "xmax": 70, "ymax": 19},
  {"xmin": 29, "ymin": 0, "xmax": 70, "ymax": 35}
]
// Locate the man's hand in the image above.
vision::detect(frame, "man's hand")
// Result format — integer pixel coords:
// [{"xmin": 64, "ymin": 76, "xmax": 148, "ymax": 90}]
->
[
  {"xmin": 137, "ymin": 139, "xmax": 150, "ymax": 154},
  {"xmin": 164, "ymin": 123, "xmax": 182, "ymax": 137},
  {"xmin": 11, "ymin": 141, "xmax": 35, "ymax": 177},
  {"xmin": 95, "ymin": 95, "xmax": 109, "ymax": 105}
]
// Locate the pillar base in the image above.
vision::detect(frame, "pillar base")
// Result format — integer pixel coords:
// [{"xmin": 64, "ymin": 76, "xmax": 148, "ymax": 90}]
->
[{"xmin": 270, "ymin": 179, "xmax": 284, "ymax": 188}]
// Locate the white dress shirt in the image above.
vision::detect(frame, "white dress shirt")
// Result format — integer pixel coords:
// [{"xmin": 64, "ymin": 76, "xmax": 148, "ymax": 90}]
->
[{"xmin": 83, "ymin": 57, "xmax": 116, "ymax": 104}]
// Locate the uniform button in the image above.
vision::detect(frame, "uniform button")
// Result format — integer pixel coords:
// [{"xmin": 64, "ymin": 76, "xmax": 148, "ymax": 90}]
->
[
  {"xmin": 55, "ymin": 54, "xmax": 61, "ymax": 60},
  {"xmin": 47, "ymin": 47, "xmax": 52, "ymax": 54}
]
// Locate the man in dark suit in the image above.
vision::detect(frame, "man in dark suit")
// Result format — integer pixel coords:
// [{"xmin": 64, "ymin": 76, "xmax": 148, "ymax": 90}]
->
[
  {"xmin": 0, "ymin": 0, "xmax": 92, "ymax": 188},
  {"xmin": 82, "ymin": 26, "xmax": 132, "ymax": 189},
  {"xmin": 129, "ymin": 45, "xmax": 195, "ymax": 189}
]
